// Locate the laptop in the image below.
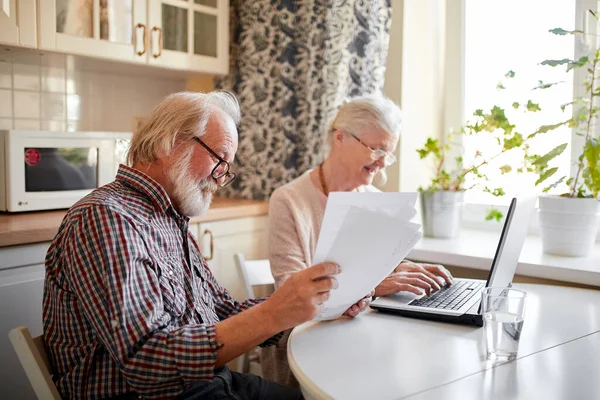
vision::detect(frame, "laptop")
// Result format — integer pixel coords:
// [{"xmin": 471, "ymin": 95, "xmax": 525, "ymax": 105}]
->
[{"xmin": 370, "ymin": 196, "xmax": 536, "ymax": 327}]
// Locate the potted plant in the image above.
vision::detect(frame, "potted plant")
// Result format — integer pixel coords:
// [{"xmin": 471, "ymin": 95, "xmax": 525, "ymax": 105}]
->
[
  {"xmin": 417, "ymin": 74, "xmax": 568, "ymax": 238},
  {"xmin": 528, "ymin": 17, "xmax": 600, "ymax": 257}
]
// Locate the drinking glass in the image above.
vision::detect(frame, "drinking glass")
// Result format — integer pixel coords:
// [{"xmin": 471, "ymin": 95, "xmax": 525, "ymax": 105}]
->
[{"xmin": 481, "ymin": 287, "xmax": 527, "ymax": 361}]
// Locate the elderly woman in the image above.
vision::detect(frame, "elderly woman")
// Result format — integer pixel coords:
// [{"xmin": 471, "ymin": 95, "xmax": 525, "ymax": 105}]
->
[{"xmin": 262, "ymin": 93, "xmax": 454, "ymax": 386}]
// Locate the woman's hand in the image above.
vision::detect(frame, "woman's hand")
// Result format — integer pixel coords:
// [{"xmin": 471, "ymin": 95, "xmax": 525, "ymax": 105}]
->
[
  {"xmin": 374, "ymin": 261, "xmax": 453, "ymax": 298},
  {"xmin": 343, "ymin": 290, "xmax": 375, "ymax": 317}
]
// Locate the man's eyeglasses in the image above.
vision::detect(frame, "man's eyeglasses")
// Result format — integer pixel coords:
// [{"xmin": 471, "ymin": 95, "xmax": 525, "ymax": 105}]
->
[
  {"xmin": 346, "ymin": 132, "xmax": 397, "ymax": 166},
  {"xmin": 192, "ymin": 137, "xmax": 236, "ymax": 187}
]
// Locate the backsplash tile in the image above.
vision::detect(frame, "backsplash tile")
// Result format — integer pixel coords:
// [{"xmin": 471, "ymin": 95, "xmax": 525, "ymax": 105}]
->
[
  {"xmin": 14, "ymin": 119, "xmax": 41, "ymax": 130},
  {"xmin": 0, "ymin": 62, "xmax": 11, "ymax": 89},
  {"xmin": 41, "ymin": 93, "xmax": 66, "ymax": 120},
  {"xmin": 41, "ymin": 67, "xmax": 66, "ymax": 93},
  {"xmin": 13, "ymin": 91, "xmax": 40, "ymax": 119},
  {"xmin": 1, "ymin": 53, "xmax": 185, "ymax": 133},
  {"xmin": 13, "ymin": 64, "xmax": 41, "ymax": 91},
  {"xmin": 0, "ymin": 89, "xmax": 12, "ymax": 118},
  {"xmin": 0, "ymin": 118, "xmax": 12, "ymax": 129}
]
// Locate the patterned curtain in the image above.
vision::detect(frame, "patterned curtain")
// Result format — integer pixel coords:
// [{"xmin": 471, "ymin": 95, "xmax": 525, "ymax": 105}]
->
[{"xmin": 216, "ymin": 0, "xmax": 393, "ymax": 200}]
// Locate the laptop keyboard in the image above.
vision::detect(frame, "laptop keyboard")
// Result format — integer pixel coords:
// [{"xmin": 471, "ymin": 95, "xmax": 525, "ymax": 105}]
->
[{"xmin": 409, "ymin": 280, "xmax": 485, "ymax": 310}]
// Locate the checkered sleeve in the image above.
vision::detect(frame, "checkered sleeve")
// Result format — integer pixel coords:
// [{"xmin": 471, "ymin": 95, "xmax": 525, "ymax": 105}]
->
[
  {"xmin": 65, "ymin": 205, "xmax": 221, "ymax": 398},
  {"xmin": 201, "ymin": 261, "xmax": 283, "ymax": 347}
]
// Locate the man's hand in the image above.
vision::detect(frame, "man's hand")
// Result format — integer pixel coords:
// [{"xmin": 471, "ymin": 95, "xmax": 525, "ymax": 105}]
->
[
  {"xmin": 265, "ymin": 262, "xmax": 341, "ymax": 331},
  {"xmin": 343, "ymin": 290, "xmax": 374, "ymax": 317},
  {"xmin": 374, "ymin": 262, "xmax": 453, "ymax": 298}
]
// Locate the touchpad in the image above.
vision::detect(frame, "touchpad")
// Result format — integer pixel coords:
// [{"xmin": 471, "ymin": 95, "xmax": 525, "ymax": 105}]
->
[{"xmin": 372, "ymin": 291, "xmax": 421, "ymax": 307}]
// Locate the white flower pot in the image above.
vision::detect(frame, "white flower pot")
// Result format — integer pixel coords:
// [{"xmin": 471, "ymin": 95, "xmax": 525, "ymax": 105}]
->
[
  {"xmin": 538, "ymin": 195, "xmax": 600, "ymax": 257},
  {"xmin": 420, "ymin": 191, "xmax": 464, "ymax": 238}
]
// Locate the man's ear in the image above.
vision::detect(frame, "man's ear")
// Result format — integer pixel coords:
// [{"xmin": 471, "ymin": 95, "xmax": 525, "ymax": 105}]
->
[{"xmin": 333, "ymin": 130, "xmax": 345, "ymax": 143}]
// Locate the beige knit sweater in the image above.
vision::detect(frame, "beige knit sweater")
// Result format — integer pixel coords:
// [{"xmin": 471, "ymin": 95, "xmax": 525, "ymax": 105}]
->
[
  {"xmin": 261, "ymin": 170, "xmax": 377, "ymax": 386},
  {"xmin": 268, "ymin": 169, "xmax": 378, "ymax": 288}
]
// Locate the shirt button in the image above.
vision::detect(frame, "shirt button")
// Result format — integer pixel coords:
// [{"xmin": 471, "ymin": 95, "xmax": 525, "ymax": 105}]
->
[
  {"xmin": 169, "ymin": 270, "xmax": 174, "ymax": 276},
  {"xmin": 111, "ymin": 319, "xmax": 119, "ymax": 330}
]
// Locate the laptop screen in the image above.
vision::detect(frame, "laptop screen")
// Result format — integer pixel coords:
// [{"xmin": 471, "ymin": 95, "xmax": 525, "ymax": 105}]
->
[{"xmin": 484, "ymin": 197, "xmax": 537, "ymax": 289}]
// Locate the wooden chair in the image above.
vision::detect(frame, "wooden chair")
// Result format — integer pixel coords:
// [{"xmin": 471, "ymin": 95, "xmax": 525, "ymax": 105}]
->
[{"xmin": 9, "ymin": 326, "xmax": 61, "ymax": 399}]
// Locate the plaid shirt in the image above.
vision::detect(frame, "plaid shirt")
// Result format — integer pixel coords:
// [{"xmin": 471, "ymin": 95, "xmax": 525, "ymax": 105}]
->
[{"xmin": 43, "ymin": 165, "xmax": 280, "ymax": 399}]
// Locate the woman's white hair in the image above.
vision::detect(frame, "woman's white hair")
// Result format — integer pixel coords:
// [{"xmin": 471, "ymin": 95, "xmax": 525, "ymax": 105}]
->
[
  {"xmin": 127, "ymin": 91, "xmax": 241, "ymax": 165},
  {"xmin": 326, "ymin": 92, "xmax": 402, "ymax": 146}
]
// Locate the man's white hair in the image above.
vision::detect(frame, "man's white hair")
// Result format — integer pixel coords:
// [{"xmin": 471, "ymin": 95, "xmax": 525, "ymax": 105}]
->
[
  {"xmin": 127, "ymin": 91, "xmax": 241, "ymax": 165},
  {"xmin": 326, "ymin": 92, "xmax": 402, "ymax": 146}
]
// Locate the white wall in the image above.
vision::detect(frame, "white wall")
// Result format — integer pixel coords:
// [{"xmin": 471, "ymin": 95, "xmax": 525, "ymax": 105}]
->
[
  {"xmin": 382, "ymin": 0, "xmax": 455, "ymax": 193},
  {"xmin": 0, "ymin": 51, "xmax": 185, "ymax": 133}
]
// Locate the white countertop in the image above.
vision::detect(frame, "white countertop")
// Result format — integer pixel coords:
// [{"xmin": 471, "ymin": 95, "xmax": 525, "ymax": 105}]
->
[{"xmin": 408, "ymin": 229, "xmax": 600, "ymax": 287}]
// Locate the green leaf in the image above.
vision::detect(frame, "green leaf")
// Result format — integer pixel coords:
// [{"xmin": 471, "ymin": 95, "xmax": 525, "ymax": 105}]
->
[
  {"xmin": 505, "ymin": 70, "xmax": 516, "ymax": 78},
  {"xmin": 541, "ymin": 56, "xmax": 589, "ymax": 72},
  {"xmin": 583, "ymin": 138, "xmax": 600, "ymax": 198},
  {"xmin": 532, "ymin": 143, "xmax": 568, "ymax": 166},
  {"xmin": 499, "ymin": 165, "xmax": 512, "ymax": 174},
  {"xmin": 533, "ymin": 80, "xmax": 563, "ymax": 90},
  {"xmin": 512, "ymin": 102, "xmax": 520, "ymax": 109},
  {"xmin": 541, "ymin": 58, "xmax": 571, "ymax": 67},
  {"xmin": 497, "ymin": 82, "xmax": 506, "ymax": 90},
  {"xmin": 567, "ymin": 56, "xmax": 589, "ymax": 72},
  {"xmin": 527, "ymin": 120, "xmax": 569, "ymax": 139},
  {"xmin": 560, "ymin": 99, "xmax": 588, "ymax": 111},
  {"xmin": 548, "ymin": 28, "xmax": 584, "ymax": 35},
  {"xmin": 485, "ymin": 208, "xmax": 504, "ymax": 222},
  {"xmin": 526, "ymin": 100, "xmax": 541, "ymax": 112},
  {"xmin": 503, "ymin": 132, "xmax": 523, "ymax": 150},
  {"xmin": 535, "ymin": 167, "xmax": 558, "ymax": 185}
]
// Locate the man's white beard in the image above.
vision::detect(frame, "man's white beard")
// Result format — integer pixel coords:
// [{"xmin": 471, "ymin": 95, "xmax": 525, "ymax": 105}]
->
[{"xmin": 168, "ymin": 155, "xmax": 218, "ymax": 217}]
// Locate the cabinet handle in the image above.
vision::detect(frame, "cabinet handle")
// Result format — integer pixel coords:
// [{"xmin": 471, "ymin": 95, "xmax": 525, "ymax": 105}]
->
[
  {"xmin": 203, "ymin": 229, "xmax": 214, "ymax": 260},
  {"xmin": 135, "ymin": 23, "xmax": 147, "ymax": 56},
  {"xmin": 152, "ymin": 26, "xmax": 163, "ymax": 58}
]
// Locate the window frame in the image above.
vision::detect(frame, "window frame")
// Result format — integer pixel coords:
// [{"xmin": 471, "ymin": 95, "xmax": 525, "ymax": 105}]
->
[{"xmin": 447, "ymin": 0, "xmax": 600, "ymax": 242}]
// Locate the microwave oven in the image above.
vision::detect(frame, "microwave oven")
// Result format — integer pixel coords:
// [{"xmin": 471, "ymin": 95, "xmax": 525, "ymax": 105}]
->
[{"xmin": 0, "ymin": 130, "xmax": 132, "ymax": 212}]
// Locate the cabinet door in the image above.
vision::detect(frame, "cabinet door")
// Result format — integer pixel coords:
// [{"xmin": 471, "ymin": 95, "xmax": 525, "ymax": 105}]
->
[
  {"xmin": 0, "ymin": 0, "xmax": 36, "ymax": 47},
  {"xmin": 0, "ymin": 263, "xmax": 45, "ymax": 400},
  {"xmin": 198, "ymin": 216, "xmax": 268, "ymax": 302},
  {"xmin": 38, "ymin": 0, "xmax": 147, "ymax": 63},
  {"xmin": 147, "ymin": 0, "xmax": 229, "ymax": 74}
]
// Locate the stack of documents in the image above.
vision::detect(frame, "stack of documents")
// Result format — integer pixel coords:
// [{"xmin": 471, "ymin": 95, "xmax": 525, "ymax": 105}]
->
[{"xmin": 313, "ymin": 192, "xmax": 422, "ymax": 321}]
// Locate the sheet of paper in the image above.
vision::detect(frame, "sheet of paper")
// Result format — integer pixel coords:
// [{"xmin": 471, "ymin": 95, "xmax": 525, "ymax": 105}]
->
[
  {"xmin": 314, "ymin": 192, "xmax": 418, "ymax": 263},
  {"xmin": 313, "ymin": 205, "xmax": 422, "ymax": 321}
]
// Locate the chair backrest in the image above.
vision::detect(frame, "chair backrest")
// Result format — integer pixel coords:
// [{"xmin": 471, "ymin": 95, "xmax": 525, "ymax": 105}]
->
[
  {"xmin": 9, "ymin": 326, "xmax": 61, "ymax": 399},
  {"xmin": 234, "ymin": 253, "xmax": 275, "ymax": 299}
]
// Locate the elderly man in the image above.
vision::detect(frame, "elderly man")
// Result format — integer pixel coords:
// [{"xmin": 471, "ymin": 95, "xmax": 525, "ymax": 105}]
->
[{"xmin": 43, "ymin": 91, "xmax": 358, "ymax": 399}]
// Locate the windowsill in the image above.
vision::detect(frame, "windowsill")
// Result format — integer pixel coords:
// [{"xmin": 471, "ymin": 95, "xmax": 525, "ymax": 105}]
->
[{"xmin": 408, "ymin": 229, "xmax": 600, "ymax": 288}]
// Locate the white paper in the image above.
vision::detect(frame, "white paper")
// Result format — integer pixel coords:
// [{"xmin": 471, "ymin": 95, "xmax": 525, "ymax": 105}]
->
[
  {"xmin": 314, "ymin": 192, "xmax": 418, "ymax": 263},
  {"xmin": 312, "ymin": 192, "xmax": 422, "ymax": 321}
]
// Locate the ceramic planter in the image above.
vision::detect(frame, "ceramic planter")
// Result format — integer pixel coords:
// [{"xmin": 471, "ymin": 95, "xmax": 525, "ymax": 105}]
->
[
  {"xmin": 420, "ymin": 190, "xmax": 464, "ymax": 238},
  {"xmin": 538, "ymin": 195, "xmax": 600, "ymax": 257}
]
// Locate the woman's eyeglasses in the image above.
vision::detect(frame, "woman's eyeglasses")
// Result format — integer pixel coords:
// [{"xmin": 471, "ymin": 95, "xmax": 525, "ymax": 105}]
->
[
  {"xmin": 346, "ymin": 132, "xmax": 397, "ymax": 166},
  {"xmin": 192, "ymin": 137, "xmax": 236, "ymax": 187}
]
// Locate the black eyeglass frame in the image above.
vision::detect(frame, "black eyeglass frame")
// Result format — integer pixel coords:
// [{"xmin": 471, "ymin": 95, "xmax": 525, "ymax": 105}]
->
[{"xmin": 192, "ymin": 137, "xmax": 236, "ymax": 187}]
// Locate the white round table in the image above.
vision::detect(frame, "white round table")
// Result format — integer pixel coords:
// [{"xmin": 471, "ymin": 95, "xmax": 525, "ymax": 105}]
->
[{"xmin": 288, "ymin": 284, "xmax": 600, "ymax": 400}]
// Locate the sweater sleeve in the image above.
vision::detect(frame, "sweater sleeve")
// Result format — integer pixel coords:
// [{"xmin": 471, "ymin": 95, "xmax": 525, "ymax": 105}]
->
[{"xmin": 268, "ymin": 188, "xmax": 311, "ymax": 288}]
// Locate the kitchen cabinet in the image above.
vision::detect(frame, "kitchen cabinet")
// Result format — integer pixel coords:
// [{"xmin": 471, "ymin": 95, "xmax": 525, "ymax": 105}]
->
[
  {"xmin": 0, "ymin": 242, "xmax": 49, "ymax": 400},
  {"xmin": 36, "ymin": 0, "xmax": 229, "ymax": 74},
  {"xmin": 38, "ymin": 0, "xmax": 148, "ymax": 63},
  {"xmin": 147, "ymin": 0, "xmax": 229, "ymax": 74},
  {"xmin": 196, "ymin": 215, "xmax": 269, "ymax": 302},
  {"xmin": 0, "ymin": 0, "xmax": 37, "ymax": 47}
]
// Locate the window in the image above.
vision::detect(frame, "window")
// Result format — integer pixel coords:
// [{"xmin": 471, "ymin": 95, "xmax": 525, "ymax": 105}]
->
[{"xmin": 461, "ymin": 0, "xmax": 579, "ymax": 206}]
